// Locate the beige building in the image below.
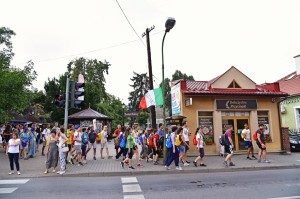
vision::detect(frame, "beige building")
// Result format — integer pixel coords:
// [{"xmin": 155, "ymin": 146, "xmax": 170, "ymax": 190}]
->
[{"xmin": 171, "ymin": 66, "xmax": 287, "ymax": 154}]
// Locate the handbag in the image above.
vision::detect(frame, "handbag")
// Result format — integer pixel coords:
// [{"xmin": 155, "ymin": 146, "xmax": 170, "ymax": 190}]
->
[{"xmin": 62, "ymin": 146, "xmax": 69, "ymax": 152}]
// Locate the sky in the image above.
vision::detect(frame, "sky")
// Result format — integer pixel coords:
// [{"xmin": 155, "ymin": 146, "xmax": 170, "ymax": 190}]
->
[{"xmin": 1, "ymin": 0, "xmax": 300, "ymax": 104}]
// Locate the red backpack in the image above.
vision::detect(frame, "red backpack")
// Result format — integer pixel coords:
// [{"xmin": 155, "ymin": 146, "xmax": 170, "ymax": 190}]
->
[
  {"xmin": 253, "ymin": 131, "xmax": 259, "ymax": 141},
  {"xmin": 148, "ymin": 135, "xmax": 155, "ymax": 147},
  {"xmin": 193, "ymin": 134, "xmax": 198, "ymax": 145}
]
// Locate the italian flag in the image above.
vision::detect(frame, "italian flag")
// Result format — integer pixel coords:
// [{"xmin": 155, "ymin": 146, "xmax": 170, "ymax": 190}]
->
[{"xmin": 139, "ymin": 88, "xmax": 164, "ymax": 110}]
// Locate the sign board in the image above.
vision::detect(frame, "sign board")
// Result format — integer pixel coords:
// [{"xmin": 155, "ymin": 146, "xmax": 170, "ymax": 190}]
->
[
  {"xmin": 185, "ymin": 98, "xmax": 192, "ymax": 107},
  {"xmin": 216, "ymin": 99, "xmax": 257, "ymax": 110},
  {"xmin": 171, "ymin": 83, "xmax": 181, "ymax": 115},
  {"xmin": 124, "ymin": 112, "xmax": 139, "ymax": 117}
]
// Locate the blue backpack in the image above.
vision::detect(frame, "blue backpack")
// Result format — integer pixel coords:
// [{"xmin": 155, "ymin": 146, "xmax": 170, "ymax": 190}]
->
[
  {"xmin": 119, "ymin": 134, "xmax": 126, "ymax": 148},
  {"xmin": 21, "ymin": 134, "xmax": 29, "ymax": 147},
  {"xmin": 166, "ymin": 134, "xmax": 173, "ymax": 149},
  {"xmin": 138, "ymin": 134, "xmax": 143, "ymax": 145}
]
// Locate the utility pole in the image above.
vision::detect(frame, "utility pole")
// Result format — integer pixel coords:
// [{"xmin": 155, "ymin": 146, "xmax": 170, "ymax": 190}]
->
[
  {"xmin": 142, "ymin": 26, "xmax": 156, "ymax": 129},
  {"xmin": 64, "ymin": 77, "xmax": 70, "ymax": 134}
]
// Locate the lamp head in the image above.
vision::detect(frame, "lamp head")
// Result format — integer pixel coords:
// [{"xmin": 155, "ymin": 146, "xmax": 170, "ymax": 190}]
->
[{"xmin": 165, "ymin": 17, "xmax": 176, "ymax": 32}]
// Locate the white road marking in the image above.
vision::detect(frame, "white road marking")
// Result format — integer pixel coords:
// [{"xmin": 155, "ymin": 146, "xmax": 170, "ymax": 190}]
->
[
  {"xmin": 0, "ymin": 179, "xmax": 30, "ymax": 185},
  {"xmin": 285, "ymin": 183, "xmax": 300, "ymax": 187},
  {"xmin": 121, "ymin": 177, "xmax": 138, "ymax": 184},
  {"xmin": 122, "ymin": 184, "xmax": 142, "ymax": 193},
  {"xmin": 0, "ymin": 188, "xmax": 18, "ymax": 194},
  {"xmin": 267, "ymin": 196, "xmax": 300, "ymax": 199},
  {"xmin": 124, "ymin": 195, "xmax": 145, "ymax": 199}
]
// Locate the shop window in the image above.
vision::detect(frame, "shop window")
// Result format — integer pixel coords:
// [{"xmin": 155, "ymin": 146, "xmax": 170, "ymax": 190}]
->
[
  {"xmin": 257, "ymin": 111, "xmax": 272, "ymax": 142},
  {"xmin": 198, "ymin": 111, "xmax": 214, "ymax": 145},
  {"xmin": 228, "ymin": 80, "xmax": 241, "ymax": 88}
]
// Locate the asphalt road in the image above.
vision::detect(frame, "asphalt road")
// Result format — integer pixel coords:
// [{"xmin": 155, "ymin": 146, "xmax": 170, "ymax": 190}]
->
[{"xmin": 0, "ymin": 169, "xmax": 299, "ymax": 199}]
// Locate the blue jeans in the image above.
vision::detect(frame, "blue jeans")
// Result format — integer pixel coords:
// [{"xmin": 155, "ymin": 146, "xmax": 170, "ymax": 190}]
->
[{"xmin": 165, "ymin": 147, "xmax": 179, "ymax": 167}]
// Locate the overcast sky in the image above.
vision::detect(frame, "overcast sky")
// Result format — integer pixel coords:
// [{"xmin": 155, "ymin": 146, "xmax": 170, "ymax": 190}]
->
[{"xmin": 1, "ymin": 0, "xmax": 300, "ymax": 104}]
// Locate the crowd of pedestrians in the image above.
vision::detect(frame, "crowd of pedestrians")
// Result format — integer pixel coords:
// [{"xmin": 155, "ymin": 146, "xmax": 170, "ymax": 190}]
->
[{"xmin": 0, "ymin": 120, "xmax": 271, "ymax": 175}]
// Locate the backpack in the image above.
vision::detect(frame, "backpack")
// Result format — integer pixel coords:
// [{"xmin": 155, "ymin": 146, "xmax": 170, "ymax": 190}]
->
[
  {"xmin": 253, "ymin": 131, "xmax": 259, "ymax": 141},
  {"xmin": 82, "ymin": 134, "xmax": 88, "ymax": 145},
  {"xmin": 192, "ymin": 134, "xmax": 198, "ymax": 145},
  {"xmin": 166, "ymin": 134, "xmax": 173, "ymax": 148},
  {"xmin": 89, "ymin": 131, "xmax": 97, "ymax": 143},
  {"xmin": 138, "ymin": 134, "xmax": 143, "ymax": 145},
  {"xmin": 219, "ymin": 132, "xmax": 229, "ymax": 146},
  {"xmin": 175, "ymin": 134, "xmax": 181, "ymax": 146},
  {"xmin": 148, "ymin": 135, "xmax": 155, "ymax": 147},
  {"xmin": 71, "ymin": 133, "xmax": 75, "ymax": 145},
  {"xmin": 119, "ymin": 134, "xmax": 126, "ymax": 148}
]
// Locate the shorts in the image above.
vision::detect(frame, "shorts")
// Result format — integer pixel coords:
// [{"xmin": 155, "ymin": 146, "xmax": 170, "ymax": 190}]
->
[
  {"xmin": 256, "ymin": 141, "xmax": 266, "ymax": 150},
  {"xmin": 224, "ymin": 145, "xmax": 234, "ymax": 154},
  {"xmin": 179, "ymin": 145, "xmax": 186, "ymax": 153},
  {"xmin": 127, "ymin": 148, "xmax": 133, "ymax": 159},
  {"xmin": 74, "ymin": 145, "xmax": 82, "ymax": 155},
  {"xmin": 199, "ymin": 148, "xmax": 205, "ymax": 158},
  {"xmin": 88, "ymin": 142, "xmax": 97, "ymax": 149},
  {"xmin": 185, "ymin": 141, "xmax": 190, "ymax": 151},
  {"xmin": 152, "ymin": 147, "xmax": 158, "ymax": 156},
  {"xmin": 81, "ymin": 145, "xmax": 87, "ymax": 156},
  {"xmin": 244, "ymin": 141, "xmax": 253, "ymax": 148},
  {"xmin": 100, "ymin": 142, "xmax": 108, "ymax": 149},
  {"xmin": 68, "ymin": 144, "xmax": 72, "ymax": 152}
]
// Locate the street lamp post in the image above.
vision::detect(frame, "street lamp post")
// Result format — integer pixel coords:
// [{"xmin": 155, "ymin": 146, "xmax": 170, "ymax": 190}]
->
[
  {"xmin": 122, "ymin": 103, "xmax": 125, "ymax": 126},
  {"xmin": 162, "ymin": 17, "xmax": 176, "ymax": 163}
]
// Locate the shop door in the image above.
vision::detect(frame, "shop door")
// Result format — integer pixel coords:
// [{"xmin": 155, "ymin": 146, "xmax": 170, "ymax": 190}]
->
[{"xmin": 222, "ymin": 118, "xmax": 249, "ymax": 151}]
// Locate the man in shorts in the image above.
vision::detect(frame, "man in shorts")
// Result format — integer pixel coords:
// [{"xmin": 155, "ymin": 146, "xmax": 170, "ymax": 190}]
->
[
  {"xmin": 223, "ymin": 125, "xmax": 235, "ymax": 167},
  {"xmin": 113, "ymin": 124, "xmax": 122, "ymax": 155},
  {"xmin": 100, "ymin": 126, "xmax": 110, "ymax": 159},
  {"xmin": 242, "ymin": 124, "xmax": 257, "ymax": 160},
  {"xmin": 86, "ymin": 126, "xmax": 97, "ymax": 160},
  {"xmin": 256, "ymin": 124, "xmax": 270, "ymax": 163}
]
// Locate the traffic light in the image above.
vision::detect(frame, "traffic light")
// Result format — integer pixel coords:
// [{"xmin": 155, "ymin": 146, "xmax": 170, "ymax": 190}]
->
[
  {"xmin": 71, "ymin": 82, "xmax": 85, "ymax": 109},
  {"xmin": 54, "ymin": 94, "xmax": 65, "ymax": 108}
]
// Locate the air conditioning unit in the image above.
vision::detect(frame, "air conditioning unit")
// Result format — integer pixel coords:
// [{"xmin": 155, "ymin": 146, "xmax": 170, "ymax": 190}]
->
[{"xmin": 280, "ymin": 104, "xmax": 286, "ymax": 114}]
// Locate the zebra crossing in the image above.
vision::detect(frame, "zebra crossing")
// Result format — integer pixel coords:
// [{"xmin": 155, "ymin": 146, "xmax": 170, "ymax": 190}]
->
[
  {"xmin": 121, "ymin": 177, "xmax": 145, "ymax": 199},
  {"xmin": 0, "ymin": 179, "xmax": 30, "ymax": 194}
]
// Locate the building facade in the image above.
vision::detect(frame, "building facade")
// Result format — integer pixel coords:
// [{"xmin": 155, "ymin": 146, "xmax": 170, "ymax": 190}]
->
[{"xmin": 172, "ymin": 66, "xmax": 287, "ymax": 154}]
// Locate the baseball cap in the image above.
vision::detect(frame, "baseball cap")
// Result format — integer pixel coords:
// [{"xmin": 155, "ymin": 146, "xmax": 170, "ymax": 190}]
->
[{"xmin": 74, "ymin": 124, "xmax": 80, "ymax": 130}]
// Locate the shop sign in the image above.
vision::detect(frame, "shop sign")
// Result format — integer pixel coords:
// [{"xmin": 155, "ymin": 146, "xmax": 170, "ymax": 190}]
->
[
  {"xmin": 216, "ymin": 99, "xmax": 257, "ymax": 110},
  {"xmin": 124, "ymin": 112, "xmax": 139, "ymax": 117}
]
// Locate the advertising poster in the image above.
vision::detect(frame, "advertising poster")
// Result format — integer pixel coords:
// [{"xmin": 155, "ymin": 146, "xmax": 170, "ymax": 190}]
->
[{"xmin": 171, "ymin": 83, "xmax": 181, "ymax": 115}]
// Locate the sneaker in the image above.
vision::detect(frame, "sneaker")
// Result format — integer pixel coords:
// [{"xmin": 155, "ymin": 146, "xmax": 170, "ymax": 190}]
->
[
  {"xmin": 181, "ymin": 160, "xmax": 185, "ymax": 164},
  {"xmin": 17, "ymin": 171, "xmax": 21, "ymax": 175},
  {"xmin": 93, "ymin": 157, "xmax": 96, "ymax": 160},
  {"xmin": 57, "ymin": 171, "xmax": 62, "ymax": 174},
  {"xmin": 165, "ymin": 166, "xmax": 171, "ymax": 170},
  {"xmin": 186, "ymin": 161, "xmax": 190, "ymax": 164},
  {"xmin": 129, "ymin": 166, "xmax": 135, "ymax": 169},
  {"xmin": 257, "ymin": 159, "xmax": 262, "ymax": 163},
  {"xmin": 223, "ymin": 161, "xmax": 228, "ymax": 167},
  {"xmin": 70, "ymin": 158, "xmax": 74, "ymax": 165},
  {"xmin": 120, "ymin": 162, "xmax": 124, "ymax": 168},
  {"xmin": 176, "ymin": 166, "xmax": 183, "ymax": 171},
  {"xmin": 263, "ymin": 160, "xmax": 271, "ymax": 163},
  {"xmin": 229, "ymin": 162, "xmax": 235, "ymax": 166},
  {"xmin": 59, "ymin": 171, "xmax": 65, "ymax": 175},
  {"xmin": 8, "ymin": 171, "xmax": 14, "ymax": 175},
  {"xmin": 200, "ymin": 164, "xmax": 207, "ymax": 167},
  {"xmin": 24, "ymin": 157, "xmax": 29, "ymax": 160},
  {"xmin": 246, "ymin": 157, "xmax": 253, "ymax": 160},
  {"xmin": 154, "ymin": 161, "xmax": 159, "ymax": 165},
  {"xmin": 252, "ymin": 156, "xmax": 257, "ymax": 160},
  {"xmin": 193, "ymin": 161, "xmax": 197, "ymax": 167},
  {"xmin": 183, "ymin": 163, "xmax": 189, "ymax": 166}
]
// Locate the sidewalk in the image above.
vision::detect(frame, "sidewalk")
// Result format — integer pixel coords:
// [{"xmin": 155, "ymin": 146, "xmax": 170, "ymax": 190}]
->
[{"xmin": 1, "ymin": 141, "xmax": 300, "ymax": 178}]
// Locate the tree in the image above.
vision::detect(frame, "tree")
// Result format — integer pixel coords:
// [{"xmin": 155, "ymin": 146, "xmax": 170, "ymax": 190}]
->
[
  {"xmin": 172, "ymin": 70, "xmax": 194, "ymax": 81},
  {"xmin": 67, "ymin": 57, "xmax": 110, "ymax": 109},
  {"xmin": 0, "ymin": 27, "xmax": 37, "ymax": 122},
  {"xmin": 128, "ymin": 72, "xmax": 150, "ymax": 126}
]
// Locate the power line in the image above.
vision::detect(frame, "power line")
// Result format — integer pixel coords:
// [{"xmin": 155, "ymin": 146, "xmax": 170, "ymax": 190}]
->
[{"xmin": 115, "ymin": 0, "xmax": 146, "ymax": 47}]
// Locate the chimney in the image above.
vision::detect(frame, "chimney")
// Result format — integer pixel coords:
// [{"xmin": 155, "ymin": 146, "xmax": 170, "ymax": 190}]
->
[{"xmin": 294, "ymin": 55, "xmax": 300, "ymax": 75}]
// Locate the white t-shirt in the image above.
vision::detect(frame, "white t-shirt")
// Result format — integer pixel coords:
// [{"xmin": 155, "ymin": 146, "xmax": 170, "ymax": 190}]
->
[
  {"xmin": 42, "ymin": 128, "xmax": 51, "ymax": 140},
  {"xmin": 196, "ymin": 133, "xmax": 204, "ymax": 148},
  {"xmin": 183, "ymin": 127, "xmax": 189, "ymax": 142},
  {"xmin": 8, "ymin": 139, "xmax": 20, "ymax": 153},
  {"xmin": 243, "ymin": 129, "xmax": 251, "ymax": 141},
  {"xmin": 74, "ymin": 131, "xmax": 82, "ymax": 146}
]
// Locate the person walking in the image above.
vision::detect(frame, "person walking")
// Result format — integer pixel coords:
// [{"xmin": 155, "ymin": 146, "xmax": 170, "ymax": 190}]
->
[
  {"xmin": 193, "ymin": 128, "xmax": 206, "ymax": 167},
  {"xmin": 149, "ymin": 129, "xmax": 159, "ymax": 165},
  {"xmin": 241, "ymin": 124, "xmax": 257, "ymax": 160},
  {"xmin": 6, "ymin": 130, "xmax": 21, "ymax": 175},
  {"xmin": 20, "ymin": 128, "xmax": 30, "ymax": 160},
  {"xmin": 57, "ymin": 128, "xmax": 68, "ymax": 174},
  {"xmin": 182, "ymin": 121, "xmax": 190, "ymax": 165},
  {"xmin": 223, "ymin": 125, "xmax": 235, "ymax": 167},
  {"xmin": 256, "ymin": 124, "xmax": 270, "ymax": 163},
  {"xmin": 165, "ymin": 126, "xmax": 182, "ymax": 170},
  {"xmin": 116, "ymin": 126, "xmax": 127, "ymax": 160},
  {"xmin": 44, "ymin": 129, "xmax": 59, "ymax": 174},
  {"xmin": 121, "ymin": 127, "xmax": 135, "ymax": 169},
  {"xmin": 73, "ymin": 126, "xmax": 84, "ymax": 166},
  {"xmin": 86, "ymin": 126, "xmax": 97, "ymax": 160},
  {"xmin": 177, "ymin": 127, "xmax": 189, "ymax": 167},
  {"xmin": 28, "ymin": 127, "xmax": 37, "ymax": 158},
  {"xmin": 113, "ymin": 124, "xmax": 122, "ymax": 155},
  {"xmin": 81, "ymin": 128, "xmax": 89, "ymax": 164},
  {"xmin": 99, "ymin": 126, "xmax": 110, "ymax": 159},
  {"xmin": 66, "ymin": 124, "xmax": 74, "ymax": 164}
]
